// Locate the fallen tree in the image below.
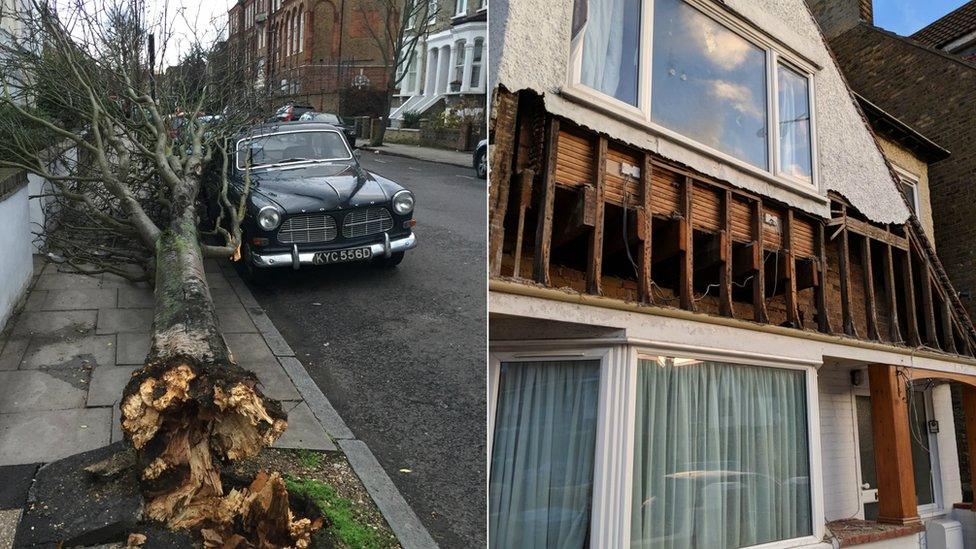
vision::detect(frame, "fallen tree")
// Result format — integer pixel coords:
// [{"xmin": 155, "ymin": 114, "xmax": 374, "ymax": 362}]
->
[{"xmin": 0, "ymin": 1, "xmax": 319, "ymax": 546}]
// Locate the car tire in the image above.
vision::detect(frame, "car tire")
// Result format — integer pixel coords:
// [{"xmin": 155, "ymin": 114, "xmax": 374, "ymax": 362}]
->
[
  {"xmin": 475, "ymin": 148, "xmax": 487, "ymax": 179},
  {"xmin": 374, "ymin": 251, "xmax": 405, "ymax": 268},
  {"xmin": 236, "ymin": 242, "xmax": 271, "ymax": 285}
]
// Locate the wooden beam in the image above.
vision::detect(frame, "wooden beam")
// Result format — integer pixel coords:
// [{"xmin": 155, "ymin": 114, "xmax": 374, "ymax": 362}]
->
[
  {"xmin": 719, "ymin": 189, "xmax": 734, "ymax": 317},
  {"xmin": 862, "ymin": 236, "xmax": 880, "ymax": 340},
  {"xmin": 586, "ymin": 137, "xmax": 607, "ymax": 295},
  {"xmin": 962, "ymin": 386, "xmax": 976, "ymax": 504},
  {"xmin": 679, "ymin": 176, "xmax": 695, "ymax": 311},
  {"xmin": 752, "ymin": 200, "xmax": 768, "ymax": 323},
  {"xmin": 920, "ymin": 268, "xmax": 940, "ymax": 349},
  {"xmin": 533, "ymin": 118, "xmax": 559, "ymax": 286},
  {"xmin": 638, "ymin": 154, "xmax": 653, "ymax": 303},
  {"xmin": 827, "ymin": 216, "xmax": 909, "ymax": 250},
  {"xmin": 882, "ymin": 244, "xmax": 901, "ymax": 344},
  {"xmin": 488, "ymin": 90, "xmax": 518, "ymax": 277},
  {"xmin": 815, "ymin": 222, "xmax": 832, "ymax": 334},
  {"xmin": 901, "ymin": 249, "xmax": 922, "ymax": 347},
  {"xmin": 783, "ymin": 210, "xmax": 800, "ymax": 327},
  {"xmin": 837, "ymin": 208, "xmax": 856, "ymax": 337},
  {"xmin": 511, "ymin": 169, "xmax": 534, "ymax": 278},
  {"xmin": 942, "ymin": 300, "xmax": 957, "ymax": 354},
  {"xmin": 867, "ymin": 364, "xmax": 920, "ymax": 526}
]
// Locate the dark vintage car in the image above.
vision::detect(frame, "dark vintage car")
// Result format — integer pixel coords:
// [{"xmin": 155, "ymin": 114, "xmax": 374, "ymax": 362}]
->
[
  {"xmin": 229, "ymin": 121, "xmax": 417, "ymax": 282},
  {"xmin": 298, "ymin": 112, "xmax": 358, "ymax": 147}
]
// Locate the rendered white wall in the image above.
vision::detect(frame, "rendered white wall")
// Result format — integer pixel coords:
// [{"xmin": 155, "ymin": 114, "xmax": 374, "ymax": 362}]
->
[
  {"xmin": 0, "ymin": 183, "xmax": 34, "ymax": 331},
  {"xmin": 818, "ymin": 365, "xmax": 862, "ymax": 521}
]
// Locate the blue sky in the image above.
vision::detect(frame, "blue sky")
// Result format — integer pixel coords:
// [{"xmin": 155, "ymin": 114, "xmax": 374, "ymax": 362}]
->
[{"xmin": 873, "ymin": 0, "xmax": 970, "ymax": 35}]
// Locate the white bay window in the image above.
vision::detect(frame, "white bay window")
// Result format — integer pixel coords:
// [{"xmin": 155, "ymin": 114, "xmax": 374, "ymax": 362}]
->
[
  {"xmin": 573, "ymin": 0, "xmax": 818, "ymax": 188},
  {"xmin": 488, "ymin": 346, "xmax": 822, "ymax": 548}
]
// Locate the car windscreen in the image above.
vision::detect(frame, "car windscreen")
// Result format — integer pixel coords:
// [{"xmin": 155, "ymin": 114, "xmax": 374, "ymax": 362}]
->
[{"xmin": 236, "ymin": 130, "xmax": 352, "ymax": 169}]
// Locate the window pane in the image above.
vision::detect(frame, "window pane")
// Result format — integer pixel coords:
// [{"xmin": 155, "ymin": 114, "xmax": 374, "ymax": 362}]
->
[
  {"xmin": 489, "ymin": 360, "xmax": 601, "ymax": 549},
  {"xmin": 778, "ymin": 64, "xmax": 812, "ymax": 181},
  {"xmin": 898, "ymin": 177, "xmax": 918, "ymax": 214},
  {"xmin": 631, "ymin": 358, "xmax": 812, "ymax": 548},
  {"xmin": 580, "ymin": 0, "xmax": 641, "ymax": 106},
  {"xmin": 651, "ymin": 0, "xmax": 768, "ymax": 169},
  {"xmin": 909, "ymin": 391, "xmax": 935, "ymax": 506}
]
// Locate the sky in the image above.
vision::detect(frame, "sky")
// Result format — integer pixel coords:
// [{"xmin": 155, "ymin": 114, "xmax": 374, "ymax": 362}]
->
[
  {"xmin": 873, "ymin": 0, "xmax": 970, "ymax": 36},
  {"xmin": 144, "ymin": 0, "xmax": 236, "ymax": 67}
]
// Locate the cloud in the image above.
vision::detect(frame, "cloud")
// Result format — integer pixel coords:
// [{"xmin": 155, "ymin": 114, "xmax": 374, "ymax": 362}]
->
[
  {"xmin": 681, "ymin": 6, "xmax": 757, "ymax": 70},
  {"xmin": 708, "ymin": 79, "xmax": 764, "ymax": 119}
]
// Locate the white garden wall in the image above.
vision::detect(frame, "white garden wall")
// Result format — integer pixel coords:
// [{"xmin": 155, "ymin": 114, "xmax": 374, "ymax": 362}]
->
[{"xmin": 0, "ymin": 172, "xmax": 33, "ymax": 332}]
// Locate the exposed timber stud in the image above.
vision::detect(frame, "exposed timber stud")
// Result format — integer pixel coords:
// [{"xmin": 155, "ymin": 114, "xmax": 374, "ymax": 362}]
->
[
  {"xmin": 587, "ymin": 137, "xmax": 607, "ymax": 295},
  {"xmin": 751, "ymin": 199, "xmax": 768, "ymax": 323},
  {"xmin": 679, "ymin": 176, "xmax": 695, "ymax": 311},
  {"xmin": 638, "ymin": 153, "xmax": 653, "ymax": 303},
  {"xmin": 837, "ymin": 206, "xmax": 856, "ymax": 337},
  {"xmin": 533, "ymin": 117, "xmax": 559, "ymax": 286},
  {"xmin": 862, "ymin": 235, "xmax": 880, "ymax": 341},
  {"xmin": 783, "ymin": 210, "xmax": 800, "ymax": 327},
  {"xmin": 511, "ymin": 169, "xmax": 535, "ymax": 278},
  {"xmin": 901, "ymin": 248, "xmax": 922, "ymax": 347},
  {"xmin": 921, "ymin": 268, "xmax": 940, "ymax": 349},
  {"xmin": 488, "ymin": 90, "xmax": 518, "ymax": 277},
  {"xmin": 942, "ymin": 300, "xmax": 957, "ymax": 354},
  {"xmin": 815, "ymin": 222, "xmax": 832, "ymax": 333},
  {"xmin": 867, "ymin": 364, "xmax": 921, "ymax": 525},
  {"xmin": 883, "ymin": 244, "xmax": 901, "ymax": 343},
  {"xmin": 719, "ymin": 189, "xmax": 734, "ymax": 317}
]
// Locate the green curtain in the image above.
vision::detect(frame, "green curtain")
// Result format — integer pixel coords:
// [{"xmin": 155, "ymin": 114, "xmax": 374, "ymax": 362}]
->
[
  {"xmin": 631, "ymin": 359, "xmax": 812, "ymax": 548},
  {"xmin": 489, "ymin": 360, "xmax": 601, "ymax": 549}
]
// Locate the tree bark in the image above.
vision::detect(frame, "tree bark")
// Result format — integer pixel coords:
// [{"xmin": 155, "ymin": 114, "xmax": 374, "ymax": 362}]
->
[{"xmin": 120, "ymin": 210, "xmax": 318, "ymax": 546}]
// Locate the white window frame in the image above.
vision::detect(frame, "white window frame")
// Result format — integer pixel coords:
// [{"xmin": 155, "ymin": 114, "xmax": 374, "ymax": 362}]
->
[
  {"xmin": 488, "ymin": 340, "xmax": 826, "ymax": 548},
  {"xmin": 565, "ymin": 0, "xmax": 822, "ymax": 201},
  {"xmin": 892, "ymin": 164, "xmax": 921, "ymax": 215},
  {"xmin": 454, "ymin": 0, "xmax": 467, "ymax": 16}
]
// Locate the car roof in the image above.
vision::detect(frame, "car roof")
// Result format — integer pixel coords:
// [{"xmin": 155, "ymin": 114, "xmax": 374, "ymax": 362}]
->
[{"xmin": 239, "ymin": 120, "xmax": 344, "ymax": 138}]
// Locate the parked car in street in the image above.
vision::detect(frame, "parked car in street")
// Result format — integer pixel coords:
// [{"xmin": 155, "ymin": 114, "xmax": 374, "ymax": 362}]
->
[
  {"xmin": 298, "ymin": 111, "xmax": 358, "ymax": 147},
  {"xmin": 271, "ymin": 103, "xmax": 314, "ymax": 123},
  {"xmin": 473, "ymin": 139, "xmax": 487, "ymax": 179},
  {"xmin": 229, "ymin": 120, "xmax": 417, "ymax": 283}
]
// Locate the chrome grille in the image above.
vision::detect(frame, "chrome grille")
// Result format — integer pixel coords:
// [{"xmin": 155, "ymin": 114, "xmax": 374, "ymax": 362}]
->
[
  {"xmin": 342, "ymin": 207, "xmax": 393, "ymax": 239},
  {"xmin": 278, "ymin": 214, "xmax": 337, "ymax": 243}
]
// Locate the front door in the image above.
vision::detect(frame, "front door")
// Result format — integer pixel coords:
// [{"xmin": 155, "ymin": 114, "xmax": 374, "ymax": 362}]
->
[{"xmin": 855, "ymin": 395, "xmax": 879, "ymax": 520}]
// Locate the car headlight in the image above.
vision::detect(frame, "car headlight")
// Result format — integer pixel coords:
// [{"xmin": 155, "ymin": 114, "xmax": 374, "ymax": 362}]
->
[
  {"xmin": 392, "ymin": 190, "xmax": 415, "ymax": 215},
  {"xmin": 257, "ymin": 206, "xmax": 282, "ymax": 231}
]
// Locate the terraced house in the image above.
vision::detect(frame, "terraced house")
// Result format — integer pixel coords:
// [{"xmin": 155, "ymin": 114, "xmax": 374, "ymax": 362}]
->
[{"xmin": 488, "ymin": 0, "xmax": 976, "ymax": 546}]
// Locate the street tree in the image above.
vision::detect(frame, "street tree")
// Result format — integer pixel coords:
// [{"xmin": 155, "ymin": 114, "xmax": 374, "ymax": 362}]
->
[
  {"xmin": 356, "ymin": 0, "xmax": 438, "ymax": 145},
  {"xmin": 0, "ymin": 1, "xmax": 319, "ymax": 545}
]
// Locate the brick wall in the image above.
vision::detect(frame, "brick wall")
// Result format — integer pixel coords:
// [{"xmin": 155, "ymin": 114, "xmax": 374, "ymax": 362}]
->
[
  {"xmin": 807, "ymin": 0, "xmax": 868, "ymax": 39},
  {"xmin": 830, "ymin": 25, "xmax": 976, "ymax": 320}
]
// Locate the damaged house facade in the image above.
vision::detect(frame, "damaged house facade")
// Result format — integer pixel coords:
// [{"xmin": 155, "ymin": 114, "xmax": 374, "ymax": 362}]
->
[{"xmin": 488, "ymin": 0, "xmax": 976, "ymax": 547}]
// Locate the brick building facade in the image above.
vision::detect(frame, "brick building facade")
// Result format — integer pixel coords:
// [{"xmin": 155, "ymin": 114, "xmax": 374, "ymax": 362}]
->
[{"xmin": 228, "ymin": 0, "xmax": 391, "ymax": 113}]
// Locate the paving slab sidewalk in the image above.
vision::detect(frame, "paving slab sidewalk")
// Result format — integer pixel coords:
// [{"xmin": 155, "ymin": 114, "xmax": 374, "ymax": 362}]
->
[
  {"xmin": 0, "ymin": 258, "xmax": 437, "ymax": 549},
  {"xmin": 359, "ymin": 142, "xmax": 474, "ymax": 168}
]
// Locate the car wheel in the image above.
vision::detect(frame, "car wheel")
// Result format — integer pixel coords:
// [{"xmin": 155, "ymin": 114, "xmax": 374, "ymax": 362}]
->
[
  {"xmin": 476, "ymin": 149, "xmax": 487, "ymax": 179},
  {"xmin": 236, "ymin": 241, "xmax": 271, "ymax": 285},
  {"xmin": 374, "ymin": 251, "xmax": 405, "ymax": 268}
]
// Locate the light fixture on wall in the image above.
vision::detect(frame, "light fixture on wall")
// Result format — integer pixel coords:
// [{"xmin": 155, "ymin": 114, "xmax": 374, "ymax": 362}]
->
[{"xmin": 850, "ymin": 369, "xmax": 864, "ymax": 387}]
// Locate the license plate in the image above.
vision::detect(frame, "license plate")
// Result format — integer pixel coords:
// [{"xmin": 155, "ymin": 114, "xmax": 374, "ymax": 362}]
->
[{"xmin": 313, "ymin": 247, "xmax": 372, "ymax": 265}]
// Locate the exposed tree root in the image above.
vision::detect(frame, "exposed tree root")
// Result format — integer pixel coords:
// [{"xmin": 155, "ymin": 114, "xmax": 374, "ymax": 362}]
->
[{"xmin": 120, "ymin": 226, "xmax": 322, "ymax": 548}]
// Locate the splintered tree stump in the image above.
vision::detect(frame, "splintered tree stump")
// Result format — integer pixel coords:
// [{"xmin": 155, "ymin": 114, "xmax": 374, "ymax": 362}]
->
[{"xmin": 120, "ymin": 225, "xmax": 320, "ymax": 547}]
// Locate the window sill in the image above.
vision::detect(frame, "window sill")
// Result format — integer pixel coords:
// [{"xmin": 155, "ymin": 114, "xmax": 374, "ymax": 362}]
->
[
  {"xmin": 557, "ymin": 86, "xmax": 828, "ymax": 206},
  {"xmin": 826, "ymin": 519, "xmax": 924, "ymax": 547}
]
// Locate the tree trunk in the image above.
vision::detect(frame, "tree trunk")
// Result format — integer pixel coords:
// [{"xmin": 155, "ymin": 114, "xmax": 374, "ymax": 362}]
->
[
  {"xmin": 120, "ymin": 213, "xmax": 319, "ymax": 546},
  {"xmin": 371, "ymin": 85, "xmax": 395, "ymax": 147}
]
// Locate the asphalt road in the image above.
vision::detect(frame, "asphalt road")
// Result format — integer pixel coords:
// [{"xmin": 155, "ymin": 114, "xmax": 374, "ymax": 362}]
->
[{"xmin": 244, "ymin": 153, "xmax": 487, "ymax": 548}]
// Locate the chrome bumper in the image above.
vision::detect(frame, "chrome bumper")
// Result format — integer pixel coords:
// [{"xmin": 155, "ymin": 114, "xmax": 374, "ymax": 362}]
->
[{"xmin": 251, "ymin": 232, "xmax": 417, "ymax": 269}]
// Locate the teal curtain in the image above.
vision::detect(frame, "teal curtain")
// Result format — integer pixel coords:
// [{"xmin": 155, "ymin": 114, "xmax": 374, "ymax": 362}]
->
[
  {"xmin": 631, "ymin": 359, "xmax": 812, "ymax": 548},
  {"xmin": 489, "ymin": 360, "xmax": 601, "ymax": 549}
]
